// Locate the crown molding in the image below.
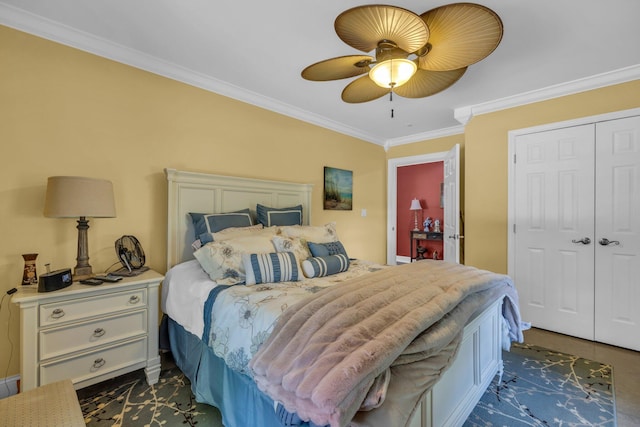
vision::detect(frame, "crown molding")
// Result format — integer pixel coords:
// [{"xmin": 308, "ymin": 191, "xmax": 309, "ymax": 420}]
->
[
  {"xmin": 2, "ymin": 3, "xmax": 638, "ymax": 148},
  {"xmin": 0, "ymin": 3, "xmax": 385, "ymax": 146},
  {"xmin": 454, "ymin": 64, "xmax": 640, "ymax": 125},
  {"xmin": 384, "ymin": 125, "xmax": 464, "ymax": 151}
]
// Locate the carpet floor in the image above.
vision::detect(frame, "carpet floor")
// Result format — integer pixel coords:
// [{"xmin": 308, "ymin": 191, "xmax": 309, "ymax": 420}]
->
[{"xmin": 77, "ymin": 343, "xmax": 615, "ymax": 426}]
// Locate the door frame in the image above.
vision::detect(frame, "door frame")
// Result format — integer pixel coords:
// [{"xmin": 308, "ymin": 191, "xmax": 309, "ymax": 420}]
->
[
  {"xmin": 387, "ymin": 151, "xmax": 450, "ymax": 265},
  {"xmin": 507, "ymin": 106, "xmax": 640, "ymax": 278}
]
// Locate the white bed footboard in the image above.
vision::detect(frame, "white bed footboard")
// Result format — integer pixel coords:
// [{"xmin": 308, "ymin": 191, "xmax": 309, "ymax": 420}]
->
[{"xmin": 409, "ymin": 297, "xmax": 503, "ymax": 427}]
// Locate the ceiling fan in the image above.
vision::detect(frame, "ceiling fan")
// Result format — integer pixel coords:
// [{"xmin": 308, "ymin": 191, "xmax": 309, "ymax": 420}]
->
[{"xmin": 301, "ymin": 3, "xmax": 503, "ymax": 104}]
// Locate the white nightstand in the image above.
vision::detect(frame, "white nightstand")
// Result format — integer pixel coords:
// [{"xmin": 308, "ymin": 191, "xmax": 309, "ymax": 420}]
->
[{"xmin": 12, "ymin": 269, "xmax": 163, "ymax": 392}]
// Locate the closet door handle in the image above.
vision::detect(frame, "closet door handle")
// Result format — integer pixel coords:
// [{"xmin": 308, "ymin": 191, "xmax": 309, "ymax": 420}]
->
[
  {"xmin": 599, "ymin": 238, "xmax": 620, "ymax": 246},
  {"xmin": 571, "ymin": 237, "xmax": 591, "ymax": 245}
]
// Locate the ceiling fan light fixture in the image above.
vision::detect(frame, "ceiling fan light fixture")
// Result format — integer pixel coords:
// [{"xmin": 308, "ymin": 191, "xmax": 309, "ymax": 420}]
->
[{"xmin": 369, "ymin": 58, "xmax": 417, "ymax": 89}]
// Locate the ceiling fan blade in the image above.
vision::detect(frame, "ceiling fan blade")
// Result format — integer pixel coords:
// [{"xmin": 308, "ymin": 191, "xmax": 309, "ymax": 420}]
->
[
  {"xmin": 341, "ymin": 75, "xmax": 390, "ymax": 103},
  {"xmin": 418, "ymin": 3, "xmax": 503, "ymax": 71},
  {"xmin": 393, "ymin": 67, "xmax": 467, "ymax": 98},
  {"xmin": 301, "ymin": 55, "xmax": 373, "ymax": 81},
  {"xmin": 335, "ymin": 5, "xmax": 428, "ymax": 53}
]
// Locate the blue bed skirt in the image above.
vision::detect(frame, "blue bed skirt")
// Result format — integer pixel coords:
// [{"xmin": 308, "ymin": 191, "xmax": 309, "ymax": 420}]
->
[
  {"xmin": 168, "ymin": 317, "xmax": 281, "ymax": 426},
  {"xmin": 168, "ymin": 317, "xmax": 324, "ymax": 427}
]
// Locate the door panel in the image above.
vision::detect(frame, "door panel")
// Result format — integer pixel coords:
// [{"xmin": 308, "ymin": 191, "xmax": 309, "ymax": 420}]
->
[
  {"xmin": 594, "ymin": 116, "xmax": 640, "ymax": 350},
  {"xmin": 443, "ymin": 144, "xmax": 460, "ymax": 263},
  {"xmin": 514, "ymin": 125, "xmax": 596, "ymax": 340}
]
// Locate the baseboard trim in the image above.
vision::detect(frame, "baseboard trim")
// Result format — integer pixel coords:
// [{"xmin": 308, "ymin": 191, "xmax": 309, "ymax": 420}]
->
[
  {"xmin": 396, "ymin": 255, "xmax": 411, "ymax": 265},
  {"xmin": 0, "ymin": 374, "xmax": 20, "ymax": 398}
]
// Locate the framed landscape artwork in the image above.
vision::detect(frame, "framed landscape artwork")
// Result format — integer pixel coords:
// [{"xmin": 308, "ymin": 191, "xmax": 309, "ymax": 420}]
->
[{"xmin": 323, "ymin": 167, "xmax": 352, "ymax": 210}]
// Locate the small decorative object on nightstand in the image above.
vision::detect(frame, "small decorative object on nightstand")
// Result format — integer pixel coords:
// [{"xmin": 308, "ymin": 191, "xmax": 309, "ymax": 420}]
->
[
  {"xmin": 22, "ymin": 253, "xmax": 38, "ymax": 285},
  {"xmin": 433, "ymin": 219, "xmax": 441, "ymax": 233},
  {"xmin": 12, "ymin": 269, "xmax": 163, "ymax": 392}
]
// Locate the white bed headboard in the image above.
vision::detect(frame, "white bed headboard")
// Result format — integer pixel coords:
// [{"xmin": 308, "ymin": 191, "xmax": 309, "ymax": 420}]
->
[{"xmin": 165, "ymin": 168, "xmax": 313, "ymax": 270}]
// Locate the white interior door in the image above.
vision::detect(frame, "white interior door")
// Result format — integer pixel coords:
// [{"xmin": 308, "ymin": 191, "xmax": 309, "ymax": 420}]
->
[
  {"xmin": 594, "ymin": 116, "xmax": 640, "ymax": 350},
  {"xmin": 443, "ymin": 144, "xmax": 460, "ymax": 263},
  {"xmin": 514, "ymin": 125, "xmax": 596, "ymax": 340}
]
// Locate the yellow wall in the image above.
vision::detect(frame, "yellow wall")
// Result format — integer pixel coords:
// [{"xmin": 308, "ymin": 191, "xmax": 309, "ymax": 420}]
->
[
  {"xmin": 464, "ymin": 81, "xmax": 640, "ymax": 273},
  {"xmin": 0, "ymin": 26, "xmax": 387, "ymax": 377}
]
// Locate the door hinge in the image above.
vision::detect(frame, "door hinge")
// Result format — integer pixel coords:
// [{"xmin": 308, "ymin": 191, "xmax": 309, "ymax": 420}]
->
[
  {"xmin": 513, "ymin": 224, "xmax": 516, "ymax": 233},
  {"xmin": 513, "ymin": 154, "xmax": 516, "ymax": 164}
]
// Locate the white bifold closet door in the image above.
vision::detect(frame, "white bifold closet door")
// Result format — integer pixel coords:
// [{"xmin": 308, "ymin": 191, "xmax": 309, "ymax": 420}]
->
[
  {"xmin": 593, "ymin": 117, "xmax": 640, "ymax": 350},
  {"xmin": 514, "ymin": 115, "xmax": 640, "ymax": 351}
]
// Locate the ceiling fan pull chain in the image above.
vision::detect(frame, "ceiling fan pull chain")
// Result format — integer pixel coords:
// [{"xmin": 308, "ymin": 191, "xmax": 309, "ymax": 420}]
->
[{"xmin": 389, "ymin": 90, "xmax": 394, "ymax": 118}]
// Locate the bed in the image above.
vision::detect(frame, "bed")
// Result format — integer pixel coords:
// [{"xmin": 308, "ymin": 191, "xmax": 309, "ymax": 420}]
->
[{"xmin": 161, "ymin": 168, "xmax": 524, "ymax": 427}]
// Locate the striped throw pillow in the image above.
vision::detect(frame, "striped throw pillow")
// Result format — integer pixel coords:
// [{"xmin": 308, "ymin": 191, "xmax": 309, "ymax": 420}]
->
[{"xmin": 243, "ymin": 252, "xmax": 301, "ymax": 285}]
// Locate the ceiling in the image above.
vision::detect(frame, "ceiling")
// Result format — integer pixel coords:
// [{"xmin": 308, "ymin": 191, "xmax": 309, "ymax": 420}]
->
[{"xmin": 2, "ymin": 0, "xmax": 640, "ymax": 147}]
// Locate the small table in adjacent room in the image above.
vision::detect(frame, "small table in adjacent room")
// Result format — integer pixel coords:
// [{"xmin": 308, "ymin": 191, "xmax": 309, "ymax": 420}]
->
[{"xmin": 410, "ymin": 230, "xmax": 443, "ymax": 261}]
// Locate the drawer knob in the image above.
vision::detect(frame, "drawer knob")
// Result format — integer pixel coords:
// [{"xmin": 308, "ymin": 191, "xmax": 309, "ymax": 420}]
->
[
  {"xmin": 92, "ymin": 358, "xmax": 106, "ymax": 369},
  {"xmin": 51, "ymin": 308, "xmax": 65, "ymax": 319},
  {"xmin": 129, "ymin": 295, "xmax": 140, "ymax": 304},
  {"xmin": 93, "ymin": 328, "xmax": 106, "ymax": 338}
]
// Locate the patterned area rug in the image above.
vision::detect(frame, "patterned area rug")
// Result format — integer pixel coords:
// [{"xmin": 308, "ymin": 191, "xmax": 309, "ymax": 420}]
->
[
  {"xmin": 464, "ymin": 343, "xmax": 615, "ymax": 426},
  {"xmin": 77, "ymin": 366, "xmax": 221, "ymax": 426},
  {"xmin": 78, "ymin": 343, "xmax": 615, "ymax": 426}
]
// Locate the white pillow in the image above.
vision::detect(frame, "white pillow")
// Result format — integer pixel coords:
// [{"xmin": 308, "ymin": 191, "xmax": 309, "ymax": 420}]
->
[
  {"xmin": 279, "ymin": 222, "xmax": 338, "ymax": 244},
  {"xmin": 193, "ymin": 235, "xmax": 275, "ymax": 284},
  {"xmin": 271, "ymin": 236, "xmax": 311, "ymax": 269},
  {"xmin": 211, "ymin": 224, "xmax": 278, "ymax": 242}
]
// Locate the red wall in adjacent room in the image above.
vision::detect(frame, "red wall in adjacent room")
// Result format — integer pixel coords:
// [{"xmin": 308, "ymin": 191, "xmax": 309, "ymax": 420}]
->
[{"xmin": 396, "ymin": 162, "xmax": 444, "ymax": 259}]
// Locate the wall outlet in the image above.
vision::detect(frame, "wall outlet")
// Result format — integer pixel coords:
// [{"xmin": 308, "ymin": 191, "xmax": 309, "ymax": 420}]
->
[{"xmin": 361, "ymin": 209, "xmax": 367, "ymax": 217}]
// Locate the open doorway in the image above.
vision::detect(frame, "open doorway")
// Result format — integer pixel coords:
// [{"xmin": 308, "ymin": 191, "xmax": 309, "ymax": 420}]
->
[
  {"xmin": 396, "ymin": 162, "xmax": 444, "ymax": 263},
  {"xmin": 387, "ymin": 145, "xmax": 460, "ymax": 265}
]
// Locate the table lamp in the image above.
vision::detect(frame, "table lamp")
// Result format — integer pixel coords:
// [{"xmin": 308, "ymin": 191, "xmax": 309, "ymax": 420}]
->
[
  {"xmin": 44, "ymin": 176, "xmax": 116, "ymax": 280},
  {"xmin": 409, "ymin": 198, "xmax": 422, "ymax": 231}
]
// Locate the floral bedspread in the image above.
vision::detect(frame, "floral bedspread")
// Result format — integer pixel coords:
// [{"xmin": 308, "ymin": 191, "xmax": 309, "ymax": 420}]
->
[{"xmin": 202, "ymin": 259, "xmax": 387, "ymax": 376}]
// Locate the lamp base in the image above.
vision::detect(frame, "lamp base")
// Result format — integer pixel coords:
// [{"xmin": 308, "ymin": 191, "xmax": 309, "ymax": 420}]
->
[
  {"xmin": 73, "ymin": 266, "xmax": 93, "ymax": 281},
  {"xmin": 74, "ymin": 216, "xmax": 93, "ymax": 281}
]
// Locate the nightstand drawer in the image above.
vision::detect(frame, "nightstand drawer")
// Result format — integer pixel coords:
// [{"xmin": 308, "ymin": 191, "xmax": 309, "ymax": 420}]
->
[
  {"xmin": 39, "ymin": 309, "xmax": 147, "ymax": 360},
  {"xmin": 40, "ymin": 337, "xmax": 147, "ymax": 386},
  {"xmin": 39, "ymin": 289, "xmax": 146, "ymax": 327}
]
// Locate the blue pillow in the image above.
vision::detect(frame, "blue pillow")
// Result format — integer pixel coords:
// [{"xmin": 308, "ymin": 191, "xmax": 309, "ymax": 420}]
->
[
  {"xmin": 243, "ymin": 252, "xmax": 300, "ymax": 285},
  {"xmin": 189, "ymin": 209, "xmax": 253, "ymax": 240},
  {"xmin": 256, "ymin": 204, "xmax": 303, "ymax": 227},
  {"xmin": 308, "ymin": 241, "xmax": 348, "ymax": 257},
  {"xmin": 302, "ymin": 254, "xmax": 350, "ymax": 278}
]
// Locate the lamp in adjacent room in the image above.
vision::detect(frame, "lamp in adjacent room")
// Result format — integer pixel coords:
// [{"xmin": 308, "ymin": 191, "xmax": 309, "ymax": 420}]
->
[
  {"xmin": 44, "ymin": 176, "xmax": 116, "ymax": 280},
  {"xmin": 409, "ymin": 198, "xmax": 422, "ymax": 231}
]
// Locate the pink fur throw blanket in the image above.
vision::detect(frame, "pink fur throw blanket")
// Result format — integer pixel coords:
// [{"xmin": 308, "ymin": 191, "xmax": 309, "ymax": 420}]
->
[{"xmin": 250, "ymin": 260, "xmax": 523, "ymax": 427}]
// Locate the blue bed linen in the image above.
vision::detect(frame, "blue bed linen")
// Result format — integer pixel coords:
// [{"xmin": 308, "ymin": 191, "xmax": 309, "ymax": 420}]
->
[
  {"xmin": 169, "ymin": 317, "xmax": 325, "ymax": 427},
  {"xmin": 201, "ymin": 284, "xmax": 237, "ymax": 346}
]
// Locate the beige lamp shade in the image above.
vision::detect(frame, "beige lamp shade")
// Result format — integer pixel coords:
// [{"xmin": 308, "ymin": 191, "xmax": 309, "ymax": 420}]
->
[{"xmin": 44, "ymin": 176, "xmax": 116, "ymax": 218}]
